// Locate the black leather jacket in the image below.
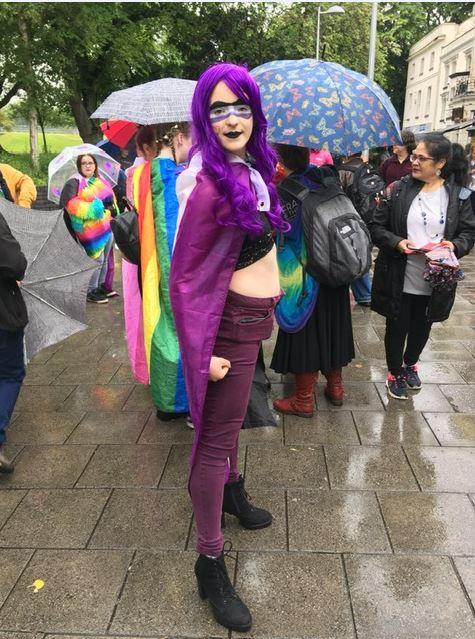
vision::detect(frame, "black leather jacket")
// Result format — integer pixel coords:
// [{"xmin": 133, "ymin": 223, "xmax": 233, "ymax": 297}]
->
[
  {"xmin": 369, "ymin": 176, "xmax": 475, "ymax": 322},
  {"xmin": 0, "ymin": 212, "xmax": 28, "ymax": 331}
]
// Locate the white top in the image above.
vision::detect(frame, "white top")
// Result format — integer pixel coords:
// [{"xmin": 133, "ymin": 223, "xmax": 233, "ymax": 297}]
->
[{"xmin": 403, "ymin": 186, "xmax": 449, "ymax": 295}]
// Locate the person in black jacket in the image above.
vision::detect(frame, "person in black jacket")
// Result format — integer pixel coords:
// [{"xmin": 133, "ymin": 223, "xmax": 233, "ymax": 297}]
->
[
  {"xmin": 369, "ymin": 133, "xmax": 475, "ymax": 400},
  {"xmin": 0, "ymin": 212, "xmax": 28, "ymax": 472}
]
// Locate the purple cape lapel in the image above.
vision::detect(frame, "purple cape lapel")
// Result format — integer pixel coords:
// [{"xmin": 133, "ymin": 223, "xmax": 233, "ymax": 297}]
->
[{"xmin": 170, "ymin": 162, "xmax": 252, "ymax": 469}]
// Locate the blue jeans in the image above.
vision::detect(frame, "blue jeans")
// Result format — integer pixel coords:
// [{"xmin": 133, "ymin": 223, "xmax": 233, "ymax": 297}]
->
[
  {"xmin": 351, "ymin": 272, "xmax": 372, "ymax": 303},
  {"xmin": 0, "ymin": 328, "xmax": 25, "ymax": 446},
  {"xmin": 88, "ymin": 235, "xmax": 113, "ymax": 292}
]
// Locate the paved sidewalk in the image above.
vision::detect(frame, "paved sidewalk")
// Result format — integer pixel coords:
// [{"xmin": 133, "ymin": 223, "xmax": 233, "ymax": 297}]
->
[{"xmin": 1, "ymin": 254, "xmax": 474, "ymax": 639}]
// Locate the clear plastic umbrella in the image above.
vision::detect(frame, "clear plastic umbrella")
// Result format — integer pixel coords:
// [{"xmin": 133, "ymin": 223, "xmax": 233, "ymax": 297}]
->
[
  {"xmin": 0, "ymin": 199, "xmax": 96, "ymax": 361},
  {"xmin": 48, "ymin": 143, "xmax": 121, "ymax": 204},
  {"xmin": 90, "ymin": 78, "xmax": 196, "ymax": 125}
]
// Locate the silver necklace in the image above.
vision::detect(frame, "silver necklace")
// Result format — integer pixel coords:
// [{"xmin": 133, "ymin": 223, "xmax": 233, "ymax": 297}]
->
[{"xmin": 417, "ymin": 188, "xmax": 445, "ymax": 239}]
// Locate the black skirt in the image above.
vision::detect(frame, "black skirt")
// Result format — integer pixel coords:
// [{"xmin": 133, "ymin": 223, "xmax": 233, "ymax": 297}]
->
[{"xmin": 271, "ymin": 284, "xmax": 355, "ymax": 374}]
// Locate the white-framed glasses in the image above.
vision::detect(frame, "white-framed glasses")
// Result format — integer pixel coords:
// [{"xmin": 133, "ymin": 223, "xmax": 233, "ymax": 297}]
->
[{"xmin": 410, "ymin": 154, "xmax": 435, "ymax": 163}]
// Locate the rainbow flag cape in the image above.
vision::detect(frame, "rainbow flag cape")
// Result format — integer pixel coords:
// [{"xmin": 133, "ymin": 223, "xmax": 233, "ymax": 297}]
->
[{"xmin": 134, "ymin": 158, "xmax": 188, "ymax": 413}]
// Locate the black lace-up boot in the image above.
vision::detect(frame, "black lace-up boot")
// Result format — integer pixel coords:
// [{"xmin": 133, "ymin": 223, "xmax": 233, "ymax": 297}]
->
[
  {"xmin": 194, "ymin": 550, "xmax": 252, "ymax": 633},
  {"xmin": 222, "ymin": 474, "xmax": 272, "ymax": 529}
]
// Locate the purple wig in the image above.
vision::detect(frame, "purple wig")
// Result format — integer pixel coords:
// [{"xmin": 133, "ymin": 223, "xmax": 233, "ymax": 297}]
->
[{"xmin": 190, "ymin": 62, "xmax": 287, "ymax": 235}]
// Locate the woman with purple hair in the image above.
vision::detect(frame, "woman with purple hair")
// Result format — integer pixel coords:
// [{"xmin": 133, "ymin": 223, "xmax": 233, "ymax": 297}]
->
[{"xmin": 170, "ymin": 63, "xmax": 288, "ymax": 632}]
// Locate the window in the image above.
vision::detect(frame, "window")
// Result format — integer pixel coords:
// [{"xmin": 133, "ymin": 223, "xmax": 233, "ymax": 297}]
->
[
  {"xmin": 440, "ymin": 96, "xmax": 447, "ymax": 120},
  {"xmin": 416, "ymin": 90, "xmax": 421, "ymax": 114},
  {"xmin": 411, "ymin": 62, "xmax": 415, "ymax": 79},
  {"xmin": 425, "ymin": 87, "xmax": 432, "ymax": 114},
  {"xmin": 420, "ymin": 57, "xmax": 425, "ymax": 75},
  {"xmin": 444, "ymin": 63, "xmax": 449, "ymax": 84},
  {"xmin": 451, "ymin": 60, "xmax": 456, "ymax": 75},
  {"xmin": 429, "ymin": 51, "xmax": 435, "ymax": 70},
  {"xmin": 466, "ymin": 53, "xmax": 472, "ymax": 74}
]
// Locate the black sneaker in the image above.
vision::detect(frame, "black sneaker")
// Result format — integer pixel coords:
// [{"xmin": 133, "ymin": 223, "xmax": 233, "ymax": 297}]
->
[
  {"xmin": 386, "ymin": 373, "xmax": 408, "ymax": 400},
  {"xmin": 87, "ymin": 289, "xmax": 109, "ymax": 304},
  {"xmin": 98, "ymin": 285, "xmax": 119, "ymax": 298},
  {"xmin": 0, "ymin": 449, "xmax": 14, "ymax": 473},
  {"xmin": 404, "ymin": 364, "xmax": 422, "ymax": 390}
]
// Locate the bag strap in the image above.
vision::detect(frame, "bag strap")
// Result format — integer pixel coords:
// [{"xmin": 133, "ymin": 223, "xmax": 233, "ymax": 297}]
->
[{"xmin": 277, "ymin": 177, "xmax": 310, "ymax": 203}]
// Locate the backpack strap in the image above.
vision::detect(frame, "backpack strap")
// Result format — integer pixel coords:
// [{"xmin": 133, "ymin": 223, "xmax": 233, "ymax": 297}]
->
[{"xmin": 277, "ymin": 177, "xmax": 310, "ymax": 202}]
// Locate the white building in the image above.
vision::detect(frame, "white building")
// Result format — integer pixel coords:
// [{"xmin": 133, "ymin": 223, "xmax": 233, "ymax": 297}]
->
[{"xmin": 403, "ymin": 5, "xmax": 475, "ymax": 145}]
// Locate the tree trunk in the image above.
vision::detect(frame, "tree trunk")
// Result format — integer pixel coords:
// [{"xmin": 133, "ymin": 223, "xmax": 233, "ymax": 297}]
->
[
  {"xmin": 38, "ymin": 110, "xmax": 48, "ymax": 154},
  {"xmin": 28, "ymin": 108, "xmax": 39, "ymax": 169},
  {"xmin": 69, "ymin": 96, "xmax": 100, "ymax": 143}
]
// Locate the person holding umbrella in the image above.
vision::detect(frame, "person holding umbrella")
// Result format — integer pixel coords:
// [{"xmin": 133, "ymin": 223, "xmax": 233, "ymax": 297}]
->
[
  {"xmin": 60, "ymin": 154, "xmax": 118, "ymax": 303},
  {"xmin": 0, "ymin": 212, "xmax": 28, "ymax": 473},
  {"xmin": 169, "ymin": 62, "xmax": 288, "ymax": 633}
]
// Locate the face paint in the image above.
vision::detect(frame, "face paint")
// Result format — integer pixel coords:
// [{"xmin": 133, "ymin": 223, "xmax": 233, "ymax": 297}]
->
[{"xmin": 209, "ymin": 102, "xmax": 253, "ymax": 123}]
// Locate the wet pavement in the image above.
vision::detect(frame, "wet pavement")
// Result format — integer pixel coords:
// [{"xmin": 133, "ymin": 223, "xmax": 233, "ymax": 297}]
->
[{"xmin": 1, "ymin": 252, "xmax": 475, "ymax": 639}]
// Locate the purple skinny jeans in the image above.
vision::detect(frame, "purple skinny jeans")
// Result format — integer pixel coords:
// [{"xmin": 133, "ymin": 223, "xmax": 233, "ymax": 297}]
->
[{"xmin": 189, "ymin": 289, "xmax": 278, "ymax": 556}]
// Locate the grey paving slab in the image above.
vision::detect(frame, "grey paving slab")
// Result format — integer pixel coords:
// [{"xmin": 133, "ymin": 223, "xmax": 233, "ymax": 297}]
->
[
  {"xmin": 317, "ymin": 381, "xmax": 384, "ymax": 411},
  {"xmin": 52, "ymin": 362, "xmax": 120, "ymax": 385},
  {"xmin": 375, "ymin": 382, "xmax": 454, "ymax": 412},
  {"xmin": 325, "ymin": 445, "xmax": 419, "ymax": 491},
  {"xmin": 345, "ymin": 554, "xmax": 475, "ymax": 639},
  {"xmin": 89, "ymin": 489, "xmax": 191, "ymax": 550},
  {"xmin": 158, "ymin": 444, "xmax": 191, "ymax": 488},
  {"xmin": 0, "ymin": 633, "xmax": 43, "ymax": 639},
  {"xmin": 245, "ymin": 444, "xmax": 329, "ymax": 490},
  {"xmin": 109, "ymin": 363, "xmax": 136, "ymax": 384},
  {"xmin": 404, "ymin": 446, "xmax": 475, "ymax": 492},
  {"xmin": 28, "ymin": 343, "xmax": 60, "ymax": 364},
  {"xmin": 235, "ymin": 552, "xmax": 354, "ymax": 638},
  {"xmin": 55, "ymin": 327, "xmax": 102, "ymax": 348},
  {"xmin": 76, "ymin": 444, "xmax": 170, "ymax": 488},
  {"xmin": 0, "ymin": 549, "xmax": 132, "ymax": 634},
  {"xmin": 454, "ymin": 557, "xmax": 475, "ymax": 609},
  {"xmin": 0, "ymin": 489, "xmax": 110, "ymax": 549},
  {"xmin": 353, "ymin": 410, "xmax": 439, "ymax": 445},
  {"xmin": 0, "ymin": 490, "xmax": 26, "ymax": 529},
  {"xmin": 0, "ymin": 548, "xmax": 33, "ymax": 608},
  {"xmin": 22, "ymin": 363, "xmax": 65, "ymax": 386},
  {"xmin": 59, "ymin": 384, "xmax": 134, "ymax": 412},
  {"xmin": 353, "ymin": 324, "xmax": 382, "ymax": 344},
  {"xmin": 190, "ymin": 490, "xmax": 287, "ymax": 552},
  {"xmin": 288, "ymin": 490, "xmax": 390, "ymax": 553},
  {"xmin": 342, "ymin": 360, "xmax": 387, "ymax": 382},
  {"xmin": 99, "ymin": 344, "xmax": 130, "ymax": 366},
  {"xmin": 7, "ymin": 412, "xmax": 84, "ymax": 445},
  {"xmin": 137, "ymin": 412, "xmax": 194, "ymax": 444},
  {"xmin": 379, "ymin": 492, "xmax": 475, "ymax": 555},
  {"xmin": 414, "ymin": 361, "xmax": 467, "ymax": 384},
  {"xmin": 419, "ymin": 343, "xmax": 474, "ymax": 361},
  {"xmin": 0, "ymin": 446, "xmax": 96, "ymax": 489},
  {"xmin": 453, "ymin": 361, "xmax": 475, "ymax": 383},
  {"xmin": 46, "ymin": 344, "xmax": 110, "ymax": 366},
  {"xmin": 109, "ymin": 550, "xmax": 227, "ymax": 637},
  {"xmin": 423, "ymin": 412, "xmax": 475, "ymax": 446},
  {"xmin": 284, "ymin": 411, "xmax": 360, "ymax": 445},
  {"xmin": 239, "ymin": 425, "xmax": 283, "ymax": 445},
  {"xmin": 14, "ymin": 385, "xmax": 76, "ymax": 412},
  {"xmin": 357, "ymin": 343, "xmax": 387, "ymax": 359},
  {"xmin": 66, "ymin": 411, "xmax": 149, "ymax": 444},
  {"xmin": 430, "ymin": 326, "xmax": 475, "ymax": 341},
  {"xmin": 439, "ymin": 384, "xmax": 475, "ymax": 412},
  {"xmin": 121, "ymin": 384, "xmax": 155, "ymax": 411}
]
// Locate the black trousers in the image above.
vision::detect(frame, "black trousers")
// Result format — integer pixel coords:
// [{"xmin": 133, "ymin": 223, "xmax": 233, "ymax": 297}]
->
[{"xmin": 385, "ymin": 293, "xmax": 432, "ymax": 376}]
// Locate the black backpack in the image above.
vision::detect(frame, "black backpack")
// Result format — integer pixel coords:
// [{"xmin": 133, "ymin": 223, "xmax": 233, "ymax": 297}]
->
[
  {"xmin": 345, "ymin": 163, "xmax": 385, "ymax": 223},
  {"xmin": 278, "ymin": 169, "xmax": 372, "ymax": 288}
]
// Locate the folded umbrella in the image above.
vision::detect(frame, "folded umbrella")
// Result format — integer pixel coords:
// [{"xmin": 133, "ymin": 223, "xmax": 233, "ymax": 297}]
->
[
  {"xmin": 100, "ymin": 119, "xmax": 139, "ymax": 148},
  {"xmin": 0, "ymin": 199, "xmax": 96, "ymax": 361},
  {"xmin": 48, "ymin": 143, "xmax": 121, "ymax": 204},
  {"xmin": 251, "ymin": 59, "xmax": 401, "ymax": 155},
  {"xmin": 91, "ymin": 77, "xmax": 196, "ymax": 125}
]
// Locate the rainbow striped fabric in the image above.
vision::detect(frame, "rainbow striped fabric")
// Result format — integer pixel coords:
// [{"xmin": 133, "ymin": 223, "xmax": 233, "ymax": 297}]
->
[
  {"xmin": 66, "ymin": 176, "xmax": 115, "ymax": 258},
  {"xmin": 134, "ymin": 158, "xmax": 187, "ymax": 413}
]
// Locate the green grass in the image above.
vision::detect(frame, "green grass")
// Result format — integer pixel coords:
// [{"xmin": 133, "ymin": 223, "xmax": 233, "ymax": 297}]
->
[{"xmin": 0, "ymin": 131, "xmax": 82, "ymax": 186}]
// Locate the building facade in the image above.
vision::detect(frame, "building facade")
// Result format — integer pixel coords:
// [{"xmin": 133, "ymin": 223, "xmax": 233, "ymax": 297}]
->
[{"xmin": 403, "ymin": 6, "xmax": 475, "ymax": 146}]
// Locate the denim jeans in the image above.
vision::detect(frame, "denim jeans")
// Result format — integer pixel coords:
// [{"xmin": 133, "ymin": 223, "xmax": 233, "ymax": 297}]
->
[
  {"xmin": 351, "ymin": 272, "xmax": 372, "ymax": 303},
  {"xmin": 88, "ymin": 235, "xmax": 113, "ymax": 292},
  {"xmin": 0, "ymin": 328, "xmax": 25, "ymax": 445}
]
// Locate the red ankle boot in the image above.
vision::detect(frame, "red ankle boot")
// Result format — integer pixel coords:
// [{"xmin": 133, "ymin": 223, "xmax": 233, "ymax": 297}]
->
[
  {"xmin": 323, "ymin": 368, "xmax": 344, "ymax": 406},
  {"xmin": 273, "ymin": 372, "xmax": 318, "ymax": 418}
]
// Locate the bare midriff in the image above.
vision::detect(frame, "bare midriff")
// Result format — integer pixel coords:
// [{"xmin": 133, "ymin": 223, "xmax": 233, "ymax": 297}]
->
[{"xmin": 229, "ymin": 244, "xmax": 280, "ymax": 298}]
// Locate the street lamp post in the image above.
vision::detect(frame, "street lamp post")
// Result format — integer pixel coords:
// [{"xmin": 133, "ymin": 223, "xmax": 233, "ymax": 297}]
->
[{"xmin": 316, "ymin": 4, "xmax": 345, "ymax": 61}]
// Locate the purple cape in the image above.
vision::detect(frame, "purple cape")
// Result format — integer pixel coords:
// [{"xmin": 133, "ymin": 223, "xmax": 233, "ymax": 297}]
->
[{"xmin": 170, "ymin": 162, "xmax": 258, "ymax": 468}]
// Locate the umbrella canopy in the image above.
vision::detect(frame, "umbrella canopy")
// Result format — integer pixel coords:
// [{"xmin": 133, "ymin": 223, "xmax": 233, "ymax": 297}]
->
[
  {"xmin": 90, "ymin": 78, "xmax": 196, "ymax": 125},
  {"xmin": 48, "ymin": 143, "xmax": 121, "ymax": 204},
  {"xmin": 0, "ymin": 199, "xmax": 96, "ymax": 361},
  {"xmin": 251, "ymin": 59, "xmax": 401, "ymax": 155},
  {"xmin": 100, "ymin": 119, "xmax": 138, "ymax": 148}
]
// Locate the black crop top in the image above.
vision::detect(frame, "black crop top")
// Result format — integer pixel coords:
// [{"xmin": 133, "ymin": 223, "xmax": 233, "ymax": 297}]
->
[{"xmin": 235, "ymin": 211, "xmax": 274, "ymax": 271}]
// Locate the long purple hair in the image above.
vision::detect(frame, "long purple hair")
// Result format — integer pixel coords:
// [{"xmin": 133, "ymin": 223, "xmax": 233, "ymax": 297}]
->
[{"xmin": 190, "ymin": 62, "xmax": 287, "ymax": 235}]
